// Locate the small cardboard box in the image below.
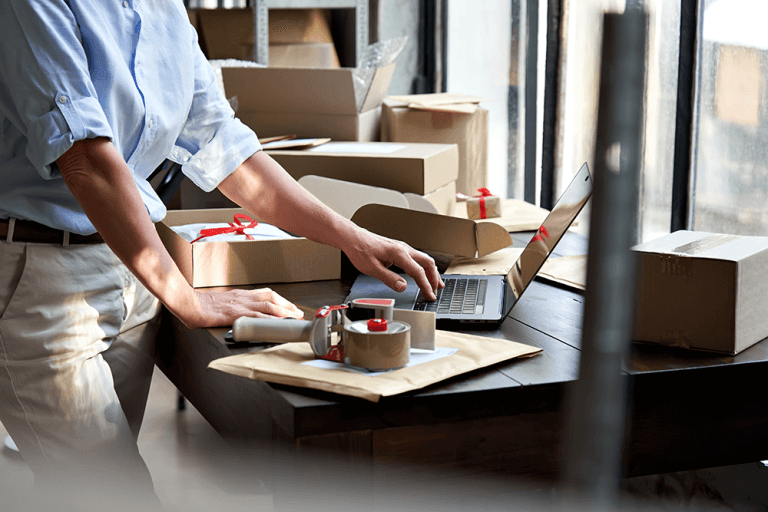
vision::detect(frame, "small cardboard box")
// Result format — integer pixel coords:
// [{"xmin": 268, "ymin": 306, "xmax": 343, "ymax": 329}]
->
[
  {"xmin": 466, "ymin": 194, "xmax": 502, "ymax": 220},
  {"xmin": 381, "ymin": 95, "xmax": 488, "ymax": 195},
  {"xmin": 157, "ymin": 208, "xmax": 341, "ymax": 288},
  {"xmin": 266, "ymin": 142, "xmax": 458, "ymax": 195},
  {"xmin": 222, "ymin": 65, "xmax": 395, "ymax": 141},
  {"xmin": 632, "ymin": 230, "xmax": 768, "ymax": 355}
]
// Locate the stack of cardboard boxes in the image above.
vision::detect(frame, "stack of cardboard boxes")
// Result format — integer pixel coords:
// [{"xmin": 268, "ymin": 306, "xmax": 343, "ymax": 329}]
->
[
  {"xmin": 192, "ymin": 8, "xmax": 340, "ymax": 68},
  {"xmin": 167, "ymin": 8, "xmax": 496, "ymax": 289}
]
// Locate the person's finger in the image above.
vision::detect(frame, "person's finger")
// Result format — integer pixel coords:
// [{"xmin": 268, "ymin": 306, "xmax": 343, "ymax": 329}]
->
[
  {"xmin": 393, "ymin": 255, "xmax": 435, "ymax": 301},
  {"xmin": 408, "ymin": 250, "xmax": 444, "ymax": 291},
  {"xmin": 247, "ymin": 288, "xmax": 304, "ymax": 317},
  {"xmin": 248, "ymin": 300, "xmax": 304, "ymax": 319}
]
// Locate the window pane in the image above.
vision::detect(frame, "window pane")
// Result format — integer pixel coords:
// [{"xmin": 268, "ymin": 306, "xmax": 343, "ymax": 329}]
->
[
  {"xmin": 690, "ymin": 0, "xmax": 768, "ymax": 235},
  {"xmin": 557, "ymin": 0, "xmax": 680, "ymax": 241}
]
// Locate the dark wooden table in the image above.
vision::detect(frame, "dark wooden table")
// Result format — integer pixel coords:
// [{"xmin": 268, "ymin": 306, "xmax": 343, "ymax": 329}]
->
[{"xmin": 156, "ymin": 231, "xmax": 768, "ymax": 488}]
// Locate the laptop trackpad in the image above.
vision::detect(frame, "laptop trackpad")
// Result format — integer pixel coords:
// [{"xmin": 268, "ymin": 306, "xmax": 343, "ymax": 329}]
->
[{"xmin": 346, "ymin": 274, "xmax": 419, "ymax": 309}]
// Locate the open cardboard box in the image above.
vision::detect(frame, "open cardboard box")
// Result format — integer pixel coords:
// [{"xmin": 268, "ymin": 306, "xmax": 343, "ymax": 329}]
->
[
  {"xmin": 301, "ymin": 175, "xmax": 511, "ymax": 258},
  {"xmin": 267, "ymin": 141, "xmax": 458, "ymax": 195},
  {"xmin": 160, "ymin": 179, "xmax": 511, "ymax": 287},
  {"xmin": 632, "ymin": 230, "xmax": 768, "ymax": 355},
  {"xmin": 222, "ymin": 63, "xmax": 396, "ymax": 141}
]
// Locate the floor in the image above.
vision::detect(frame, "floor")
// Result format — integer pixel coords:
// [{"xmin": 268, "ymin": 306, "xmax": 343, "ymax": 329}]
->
[{"xmin": 2, "ymin": 368, "xmax": 768, "ymax": 512}]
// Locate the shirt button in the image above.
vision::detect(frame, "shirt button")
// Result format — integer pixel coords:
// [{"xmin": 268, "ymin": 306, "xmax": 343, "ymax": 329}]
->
[
  {"xmin": 148, "ymin": 119, "xmax": 153, "ymax": 128},
  {"xmin": 58, "ymin": 96, "xmax": 68, "ymax": 104},
  {"xmin": 123, "ymin": 0, "xmax": 129, "ymax": 7}
]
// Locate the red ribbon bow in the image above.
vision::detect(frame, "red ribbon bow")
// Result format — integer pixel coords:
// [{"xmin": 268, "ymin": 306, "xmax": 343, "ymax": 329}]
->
[
  {"xmin": 475, "ymin": 188, "xmax": 493, "ymax": 219},
  {"xmin": 190, "ymin": 213, "xmax": 259, "ymax": 244}
]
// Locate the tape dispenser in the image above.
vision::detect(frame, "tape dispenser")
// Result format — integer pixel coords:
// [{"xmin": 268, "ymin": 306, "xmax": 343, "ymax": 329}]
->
[{"xmin": 226, "ymin": 299, "xmax": 412, "ymax": 369}]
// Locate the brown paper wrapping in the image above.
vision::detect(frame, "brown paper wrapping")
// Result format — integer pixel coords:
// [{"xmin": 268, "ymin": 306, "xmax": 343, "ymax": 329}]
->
[
  {"xmin": 539, "ymin": 255, "xmax": 587, "ymax": 291},
  {"xmin": 466, "ymin": 195, "xmax": 502, "ymax": 220},
  {"xmin": 208, "ymin": 331, "xmax": 541, "ymax": 402}
]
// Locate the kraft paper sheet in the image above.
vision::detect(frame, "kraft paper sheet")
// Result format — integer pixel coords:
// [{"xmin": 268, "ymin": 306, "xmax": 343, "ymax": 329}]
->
[
  {"xmin": 208, "ymin": 330, "xmax": 541, "ymax": 403},
  {"xmin": 446, "ymin": 248, "xmax": 587, "ymax": 292},
  {"xmin": 539, "ymin": 255, "xmax": 587, "ymax": 291},
  {"xmin": 446, "ymin": 247, "xmax": 523, "ymax": 275}
]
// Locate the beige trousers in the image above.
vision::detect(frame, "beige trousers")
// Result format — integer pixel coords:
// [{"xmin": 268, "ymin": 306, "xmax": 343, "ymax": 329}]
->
[{"xmin": 0, "ymin": 239, "xmax": 162, "ymax": 505}]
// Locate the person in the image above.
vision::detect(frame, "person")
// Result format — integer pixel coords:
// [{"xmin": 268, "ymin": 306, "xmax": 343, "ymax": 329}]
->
[{"xmin": 0, "ymin": 0, "xmax": 442, "ymax": 507}]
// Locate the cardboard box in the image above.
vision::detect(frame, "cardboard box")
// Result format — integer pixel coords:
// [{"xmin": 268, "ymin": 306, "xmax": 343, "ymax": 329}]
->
[
  {"xmin": 466, "ymin": 194, "xmax": 502, "ymax": 220},
  {"xmin": 263, "ymin": 43, "xmax": 338, "ymax": 68},
  {"xmin": 195, "ymin": 8, "xmax": 338, "ymax": 63},
  {"xmin": 382, "ymin": 96, "xmax": 488, "ymax": 195},
  {"xmin": 222, "ymin": 65, "xmax": 395, "ymax": 141},
  {"xmin": 267, "ymin": 9, "xmax": 334, "ymax": 45},
  {"xmin": 291, "ymin": 176, "xmax": 511, "ymax": 258},
  {"xmin": 716, "ymin": 45, "xmax": 761, "ymax": 127},
  {"xmin": 157, "ymin": 208, "xmax": 341, "ymax": 288},
  {"xmin": 351, "ymin": 204, "xmax": 511, "ymax": 258},
  {"xmin": 266, "ymin": 142, "xmax": 459, "ymax": 195},
  {"xmin": 632, "ymin": 230, "xmax": 768, "ymax": 355},
  {"xmin": 422, "ymin": 181, "xmax": 457, "ymax": 216}
]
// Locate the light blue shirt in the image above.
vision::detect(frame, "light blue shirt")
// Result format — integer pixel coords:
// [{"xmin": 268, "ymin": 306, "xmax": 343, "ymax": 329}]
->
[{"xmin": 0, "ymin": 0, "xmax": 261, "ymax": 234}]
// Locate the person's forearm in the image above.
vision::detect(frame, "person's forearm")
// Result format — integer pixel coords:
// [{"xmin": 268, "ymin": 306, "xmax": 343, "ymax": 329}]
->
[
  {"xmin": 57, "ymin": 138, "xmax": 202, "ymax": 325},
  {"xmin": 218, "ymin": 151, "xmax": 360, "ymax": 253}
]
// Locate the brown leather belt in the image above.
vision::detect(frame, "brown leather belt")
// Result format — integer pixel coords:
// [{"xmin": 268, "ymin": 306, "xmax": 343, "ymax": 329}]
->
[{"xmin": 0, "ymin": 218, "xmax": 104, "ymax": 244}]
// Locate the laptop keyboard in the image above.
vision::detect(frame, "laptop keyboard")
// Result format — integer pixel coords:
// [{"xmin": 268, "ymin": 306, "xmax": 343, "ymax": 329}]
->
[{"xmin": 414, "ymin": 277, "xmax": 487, "ymax": 315}]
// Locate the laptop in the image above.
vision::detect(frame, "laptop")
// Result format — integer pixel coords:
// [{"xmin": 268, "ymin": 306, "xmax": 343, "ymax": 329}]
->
[{"xmin": 345, "ymin": 163, "xmax": 593, "ymax": 326}]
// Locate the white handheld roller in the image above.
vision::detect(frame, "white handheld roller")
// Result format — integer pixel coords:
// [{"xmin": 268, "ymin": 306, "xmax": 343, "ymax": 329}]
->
[{"xmin": 232, "ymin": 317, "xmax": 331, "ymax": 357}]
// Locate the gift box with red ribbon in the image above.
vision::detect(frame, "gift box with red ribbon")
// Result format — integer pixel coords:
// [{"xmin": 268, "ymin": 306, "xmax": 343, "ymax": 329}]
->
[{"xmin": 464, "ymin": 188, "xmax": 502, "ymax": 220}]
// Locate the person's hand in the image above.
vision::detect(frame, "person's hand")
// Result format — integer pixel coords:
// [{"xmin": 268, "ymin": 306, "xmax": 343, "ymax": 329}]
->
[
  {"xmin": 182, "ymin": 287, "xmax": 304, "ymax": 329},
  {"xmin": 343, "ymin": 227, "xmax": 444, "ymax": 301}
]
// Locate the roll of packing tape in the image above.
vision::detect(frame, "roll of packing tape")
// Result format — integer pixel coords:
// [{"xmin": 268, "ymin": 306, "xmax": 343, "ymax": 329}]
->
[{"xmin": 343, "ymin": 319, "xmax": 411, "ymax": 371}]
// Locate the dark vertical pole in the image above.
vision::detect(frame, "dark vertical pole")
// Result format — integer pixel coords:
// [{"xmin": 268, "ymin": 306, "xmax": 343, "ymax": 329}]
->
[
  {"xmin": 440, "ymin": 0, "xmax": 448, "ymax": 93},
  {"xmin": 412, "ymin": 0, "xmax": 437, "ymax": 94},
  {"xmin": 670, "ymin": 0, "xmax": 700, "ymax": 232},
  {"xmin": 524, "ymin": 0, "xmax": 539, "ymax": 204},
  {"xmin": 540, "ymin": 0, "xmax": 563, "ymax": 210},
  {"xmin": 508, "ymin": 2, "xmax": 522, "ymax": 198},
  {"xmin": 561, "ymin": 10, "xmax": 647, "ymax": 510}
]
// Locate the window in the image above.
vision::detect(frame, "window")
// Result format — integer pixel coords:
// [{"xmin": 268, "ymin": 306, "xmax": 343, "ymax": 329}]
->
[
  {"xmin": 689, "ymin": 0, "xmax": 768, "ymax": 235},
  {"xmin": 555, "ymin": 0, "xmax": 680, "ymax": 241}
]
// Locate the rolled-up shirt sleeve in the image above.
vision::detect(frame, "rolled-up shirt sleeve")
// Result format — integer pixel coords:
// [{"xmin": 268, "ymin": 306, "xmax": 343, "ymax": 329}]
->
[
  {"xmin": 170, "ymin": 28, "xmax": 261, "ymax": 193},
  {"xmin": 0, "ymin": 0, "xmax": 113, "ymax": 179}
]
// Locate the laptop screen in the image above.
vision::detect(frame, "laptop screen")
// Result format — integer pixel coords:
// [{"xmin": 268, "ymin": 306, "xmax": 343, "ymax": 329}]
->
[{"xmin": 503, "ymin": 163, "xmax": 593, "ymax": 315}]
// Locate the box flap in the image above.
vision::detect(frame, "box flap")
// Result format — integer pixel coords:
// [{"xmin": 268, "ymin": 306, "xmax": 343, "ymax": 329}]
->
[
  {"xmin": 222, "ymin": 67, "xmax": 358, "ymax": 115},
  {"xmin": 351, "ymin": 204, "xmax": 511, "ymax": 258},
  {"xmin": 359, "ymin": 62, "xmax": 397, "ymax": 113},
  {"xmin": 298, "ymin": 175, "xmax": 410, "ymax": 219},
  {"xmin": 387, "ymin": 92, "xmax": 486, "ymax": 106}
]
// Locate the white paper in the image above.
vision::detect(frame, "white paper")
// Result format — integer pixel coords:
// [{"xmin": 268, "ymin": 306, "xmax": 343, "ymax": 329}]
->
[
  {"xmin": 307, "ymin": 143, "xmax": 407, "ymax": 155},
  {"xmin": 171, "ymin": 222, "xmax": 295, "ymax": 243},
  {"xmin": 302, "ymin": 347, "xmax": 458, "ymax": 377}
]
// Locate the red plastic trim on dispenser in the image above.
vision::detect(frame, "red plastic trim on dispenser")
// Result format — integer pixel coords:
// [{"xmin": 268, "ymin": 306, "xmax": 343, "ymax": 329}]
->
[{"xmin": 367, "ymin": 318, "xmax": 388, "ymax": 332}]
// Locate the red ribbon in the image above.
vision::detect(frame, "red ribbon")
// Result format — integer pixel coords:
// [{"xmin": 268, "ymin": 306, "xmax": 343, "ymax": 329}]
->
[
  {"xmin": 475, "ymin": 188, "xmax": 493, "ymax": 219},
  {"xmin": 190, "ymin": 213, "xmax": 259, "ymax": 244}
]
